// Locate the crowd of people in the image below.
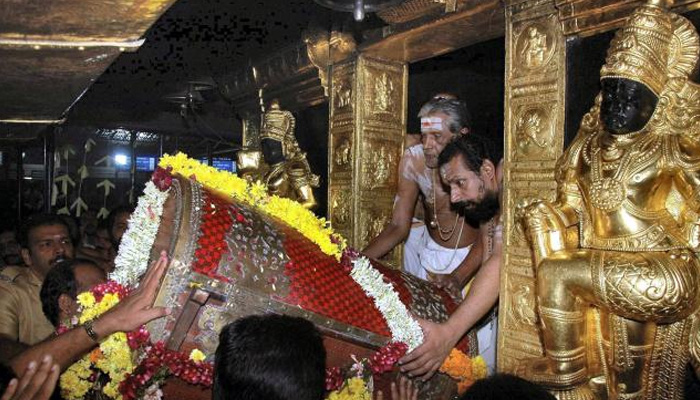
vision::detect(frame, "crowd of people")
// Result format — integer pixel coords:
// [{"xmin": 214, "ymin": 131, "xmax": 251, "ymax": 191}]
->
[{"xmin": 0, "ymin": 94, "xmax": 555, "ymax": 400}]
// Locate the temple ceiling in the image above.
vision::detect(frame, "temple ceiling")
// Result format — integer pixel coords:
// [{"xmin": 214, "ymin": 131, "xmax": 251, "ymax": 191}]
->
[{"xmin": 6, "ymin": 0, "xmax": 700, "ymax": 143}]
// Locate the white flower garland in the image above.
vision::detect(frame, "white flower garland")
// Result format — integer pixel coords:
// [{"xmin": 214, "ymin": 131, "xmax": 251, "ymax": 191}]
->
[
  {"xmin": 350, "ymin": 256, "xmax": 424, "ymax": 351},
  {"xmin": 110, "ymin": 181, "xmax": 170, "ymax": 287}
]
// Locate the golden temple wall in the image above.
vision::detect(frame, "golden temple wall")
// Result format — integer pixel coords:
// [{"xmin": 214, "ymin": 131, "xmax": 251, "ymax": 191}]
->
[
  {"xmin": 499, "ymin": 0, "xmax": 567, "ymax": 372},
  {"xmin": 329, "ymin": 55, "xmax": 407, "ymax": 268}
]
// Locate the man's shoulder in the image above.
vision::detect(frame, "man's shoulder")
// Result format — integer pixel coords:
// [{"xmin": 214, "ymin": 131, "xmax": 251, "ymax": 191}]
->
[
  {"xmin": 0, "ymin": 266, "xmax": 25, "ymax": 285},
  {"xmin": 400, "ymin": 144, "xmax": 428, "ymax": 181},
  {"xmin": 404, "ymin": 143, "xmax": 424, "ymax": 157}
]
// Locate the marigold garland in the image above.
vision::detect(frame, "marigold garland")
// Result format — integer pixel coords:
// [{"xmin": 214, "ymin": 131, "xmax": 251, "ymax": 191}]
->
[
  {"xmin": 326, "ymin": 377, "xmax": 371, "ymax": 400},
  {"xmin": 158, "ymin": 153, "xmax": 345, "ymax": 260},
  {"xmin": 440, "ymin": 350, "xmax": 488, "ymax": 394},
  {"xmin": 60, "ymin": 282, "xmax": 137, "ymax": 400},
  {"xmin": 60, "ymin": 281, "xmax": 213, "ymax": 400}
]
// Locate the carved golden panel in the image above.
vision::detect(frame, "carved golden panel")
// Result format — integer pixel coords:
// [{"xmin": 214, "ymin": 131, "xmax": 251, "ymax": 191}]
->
[
  {"xmin": 334, "ymin": 137, "xmax": 353, "ymax": 170},
  {"xmin": 373, "ymin": 72, "xmax": 397, "ymax": 114},
  {"xmin": 328, "ymin": 55, "xmax": 407, "ymax": 255},
  {"xmin": 362, "ymin": 143, "xmax": 398, "ymax": 190},
  {"xmin": 333, "ymin": 76, "xmax": 353, "ymax": 111},
  {"xmin": 504, "ymin": 274, "xmax": 538, "ymax": 329},
  {"xmin": 514, "ymin": 22, "xmax": 555, "ymax": 72},
  {"xmin": 361, "ymin": 60, "xmax": 404, "ymax": 125},
  {"xmin": 513, "ymin": 104, "xmax": 556, "ymax": 159},
  {"xmin": 507, "ymin": 192, "xmax": 539, "ymax": 248},
  {"xmin": 330, "ymin": 60, "xmax": 357, "ymax": 122},
  {"xmin": 500, "ymin": 0, "xmax": 566, "ymax": 374},
  {"xmin": 361, "ymin": 207, "xmax": 392, "ymax": 245},
  {"xmin": 330, "ymin": 188, "xmax": 351, "ymax": 229}
]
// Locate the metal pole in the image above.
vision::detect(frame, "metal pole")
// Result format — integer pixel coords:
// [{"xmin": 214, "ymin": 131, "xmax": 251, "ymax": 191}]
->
[
  {"xmin": 206, "ymin": 142, "xmax": 212, "ymax": 166},
  {"xmin": 129, "ymin": 131, "xmax": 136, "ymax": 204},
  {"xmin": 43, "ymin": 128, "xmax": 55, "ymax": 213},
  {"xmin": 16, "ymin": 146, "xmax": 23, "ymax": 223},
  {"xmin": 159, "ymin": 134, "xmax": 164, "ymax": 158}
]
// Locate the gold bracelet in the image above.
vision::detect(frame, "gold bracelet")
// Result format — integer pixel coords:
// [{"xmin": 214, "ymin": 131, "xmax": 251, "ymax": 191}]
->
[{"xmin": 83, "ymin": 320, "xmax": 99, "ymax": 342}]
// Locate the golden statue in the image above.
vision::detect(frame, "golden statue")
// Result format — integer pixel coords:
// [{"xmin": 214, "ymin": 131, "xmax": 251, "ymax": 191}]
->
[
  {"xmin": 520, "ymin": 1, "xmax": 700, "ymax": 399},
  {"xmin": 237, "ymin": 99, "xmax": 320, "ymax": 209}
]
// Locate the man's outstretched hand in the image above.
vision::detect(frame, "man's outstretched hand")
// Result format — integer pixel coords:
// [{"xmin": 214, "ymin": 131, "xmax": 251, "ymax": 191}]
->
[
  {"xmin": 96, "ymin": 251, "xmax": 172, "ymax": 338},
  {"xmin": 7, "ymin": 252, "xmax": 173, "ymax": 377},
  {"xmin": 398, "ymin": 318, "xmax": 457, "ymax": 381}
]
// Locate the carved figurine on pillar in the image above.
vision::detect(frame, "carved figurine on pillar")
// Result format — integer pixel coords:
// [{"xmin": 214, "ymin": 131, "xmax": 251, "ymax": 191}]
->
[
  {"xmin": 519, "ymin": 1, "xmax": 700, "ymax": 399},
  {"xmin": 237, "ymin": 99, "xmax": 320, "ymax": 209}
]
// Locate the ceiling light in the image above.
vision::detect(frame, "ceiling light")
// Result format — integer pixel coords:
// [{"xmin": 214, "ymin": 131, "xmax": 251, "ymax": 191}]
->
[
  {"xmin": 314, "ymin": 0, "xmax": 404, "ymax": 21},
  {"xmin": 114, "ymin": 154, "xmax": 128, "ymax": 166}
]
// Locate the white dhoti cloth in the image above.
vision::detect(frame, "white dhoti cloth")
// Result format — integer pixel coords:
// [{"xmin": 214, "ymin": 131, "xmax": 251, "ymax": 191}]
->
[
  {"xmin": 403, "ymin": 228, "xmax": 497, "ymax": 374},
  {"xmin": 403, "ymin": 224, "xmax": 471, "ymax": 280},
  {"xmin": 417, "ymin": 229, "xmax": 471, "ymax": 277},
  {"xmin": 475, "ymin": 312, "xmax": 498, "ymax": 375},
  {"xmin": 403, "ymin": 223, "xmax": 428, "ymax": 279}
]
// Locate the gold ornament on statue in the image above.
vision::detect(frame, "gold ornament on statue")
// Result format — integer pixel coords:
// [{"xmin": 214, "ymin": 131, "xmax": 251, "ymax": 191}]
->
[
  {"xmin": 519, "ymin": 1, "xmax": 700, "ymax": 399},
  {"xmin": 237, "ymin": 99, "xmax": 320, "ymax": 209}
]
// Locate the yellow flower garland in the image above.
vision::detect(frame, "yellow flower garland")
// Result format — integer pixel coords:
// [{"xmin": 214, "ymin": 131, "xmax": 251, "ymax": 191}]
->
[
  {"xmin": 326, "ymin": 377, "xmax": 371, "ymax": 400},
  {"xmin": 158, "ymin": 153, "xmax": 346, "ymax": 260},
  {"xmin": 60, "ymin": 292, "xmax": 135, "ymax": 400}
]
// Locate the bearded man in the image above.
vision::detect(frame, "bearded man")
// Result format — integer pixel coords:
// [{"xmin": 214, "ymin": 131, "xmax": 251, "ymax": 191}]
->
[{"xmin": 400, "ymin": 134, "xmax": 503, "ymax": 377}]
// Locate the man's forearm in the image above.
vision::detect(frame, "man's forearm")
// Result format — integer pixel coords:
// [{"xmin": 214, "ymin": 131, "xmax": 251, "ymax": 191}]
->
[
  {"xmin": 9, "ymin": 317, "xmax": 115, "ymax": 374},
  {"xmin": 9, "ymin": 326, "xmax": 95, "ymax": 374},
  {"xmin": 450, "ymin": 235, "xmax": 483, "ymax": 287},
  {"xmin": 0, "ymin": 337, "xmax": 28, "ymax": 366},
  {"xmin": 443, "ymin": 256, "xmax": 500, "ymax": 343},
  {"xmin": 363, "ymin": 224, "xmax": 408, "ymax": 259}
]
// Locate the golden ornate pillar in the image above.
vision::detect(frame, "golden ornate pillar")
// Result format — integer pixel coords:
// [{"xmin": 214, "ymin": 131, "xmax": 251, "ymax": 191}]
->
[
  {"xmin": 498, "ymin": 0, "xmax": 567, "ymax": 372},
  {"xmin": 241, "ymin": 111, "xmax": 261, "ymax": 149},
  {"xmin": 328, "ymin": 55, "xmax": 407, "ymax": 268}
]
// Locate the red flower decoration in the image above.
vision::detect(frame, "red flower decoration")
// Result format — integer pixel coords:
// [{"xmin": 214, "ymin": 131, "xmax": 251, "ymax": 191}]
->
[
  {"xmin": 369, "ymin": 342, "xmax": 408, "ymax": 375},
  {"xmin": 340, "ymin": 248, "xmax": 360, "ymax": 272},
  {"xmin": 126, "ymin": 326, "xmax": 150, "ymax": 350},
  {"xmin": 120, "ymin": 341, "xmax": 214, "ymax": 400},
  {"xmin": 325, "ymin": 366, "xmax": 344, "ymax": 391},
  {"xmin": 91, "ymin": 280, "xmax": 129, "ymax": 302},
  {"xmin": 152, "ymin": 166, "xmax": 174, "ymax": 191}
]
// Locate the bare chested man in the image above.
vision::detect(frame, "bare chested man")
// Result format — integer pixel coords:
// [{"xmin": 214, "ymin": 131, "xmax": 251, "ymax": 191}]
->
[
  {"xmin": 363, "ymin": 96, "xmax": 481, "ymax": 293},
  {"xmin": 400, "ymin": 134, "xmax": 502, "ymax": 377}
]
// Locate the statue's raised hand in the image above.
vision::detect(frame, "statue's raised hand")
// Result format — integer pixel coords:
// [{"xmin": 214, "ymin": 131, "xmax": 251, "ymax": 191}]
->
[{"xmin": 521, "ymin": 200, "xmax": 571, "ymax": 267}]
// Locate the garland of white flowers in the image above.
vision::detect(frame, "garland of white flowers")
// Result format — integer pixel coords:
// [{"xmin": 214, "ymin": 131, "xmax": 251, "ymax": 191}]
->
[
  {"xmin": 110, "ymin": 181, "xmax": 170, "ymax": 288},
  {"xmin": 350, "ymin": 256, "xmax": 424, "ymax": 351}
]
